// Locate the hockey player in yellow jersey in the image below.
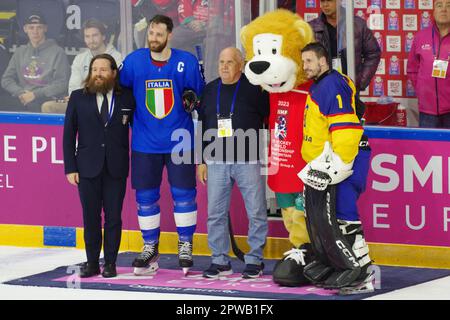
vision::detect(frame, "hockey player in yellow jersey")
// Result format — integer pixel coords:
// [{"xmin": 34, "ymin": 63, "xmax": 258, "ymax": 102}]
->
[{"xmin": 298, "ymin": 42, "xmax": 374, "ymax": 295}]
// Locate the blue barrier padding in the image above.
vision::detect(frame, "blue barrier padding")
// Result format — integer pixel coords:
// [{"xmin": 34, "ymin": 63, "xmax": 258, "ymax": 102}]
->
[
  {"xmin": 1, "ymin": 112, "xmax": 450, "ymax": 141},
  {"xmin": 43, "ymin": 226, "xmax": 76, "ymax": 247},
  {"xmin": 0, "ymin": 112, "xmax": 64, "ymax": 125},
  {"xmin": 364, "ymin": 125, "xmax": 450, "ymax": 141}
]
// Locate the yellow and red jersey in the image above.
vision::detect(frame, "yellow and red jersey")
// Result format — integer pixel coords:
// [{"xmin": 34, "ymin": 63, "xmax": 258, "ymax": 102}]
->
[{"xmin": 302, "ymin": 70, "xmax": 363, "ymax": 164}]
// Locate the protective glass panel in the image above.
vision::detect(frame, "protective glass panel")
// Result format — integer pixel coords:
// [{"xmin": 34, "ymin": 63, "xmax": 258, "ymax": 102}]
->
[
  {"xmin": 131, "ymin": 0, "xmax": 252, "ymax": 82},
  {"xmin": 336, "ymin": 0, "xmax": 353, "ymax": 78},
  {"xmin": 0, "ymin": 0, "xmax": 123, "ymax": 114}
]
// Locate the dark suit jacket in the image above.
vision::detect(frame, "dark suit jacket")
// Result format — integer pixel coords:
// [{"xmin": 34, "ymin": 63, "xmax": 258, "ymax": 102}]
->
[{"xmin": 63, "ymin": 88, "xmax": 135, "ymax": 179}]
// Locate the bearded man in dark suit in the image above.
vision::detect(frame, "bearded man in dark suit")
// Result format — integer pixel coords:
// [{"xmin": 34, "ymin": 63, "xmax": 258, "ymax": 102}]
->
[{"xmin": 63, "ymin": 54, "xmax": 135, "ymax": 278}]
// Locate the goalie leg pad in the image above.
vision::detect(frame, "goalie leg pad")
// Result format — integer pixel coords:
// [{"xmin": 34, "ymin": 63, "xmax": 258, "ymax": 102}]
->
[
  {"xmin": 339, "ymin": 220, "xmax": 372, "ymax": 268},
  {"xmin": 304, "ymin": 185, "xmax": 362, "ymax": 286},
  {"xmin": 303, "ymin": 260, "xmax": 334, "ymax": 284},
  {"xmin": 303, "ymin": 188, "xmax": 329, "ymax": 267},
  {"xmin": 322, "ymin": 269, "xmax": 362, "ymax": 289},
  {"xmin": 322, "ymin": 220, "xmax": 372, "ymax": 289}
]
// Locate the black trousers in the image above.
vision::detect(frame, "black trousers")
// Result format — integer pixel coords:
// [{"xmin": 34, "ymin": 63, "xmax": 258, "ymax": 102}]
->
[{"xmin": 78, "ymin": 166, "xmax": 126, "ymax": 265}]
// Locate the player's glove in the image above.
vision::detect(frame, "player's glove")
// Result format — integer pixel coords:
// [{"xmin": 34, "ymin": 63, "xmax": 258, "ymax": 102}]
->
[
  {"xmin": 298, "ymin": 141, "xmax": 353, "ymax": 190},
  {"xmin": 182, "ymin": 90, "xmax": 199, "ymax": 113}
]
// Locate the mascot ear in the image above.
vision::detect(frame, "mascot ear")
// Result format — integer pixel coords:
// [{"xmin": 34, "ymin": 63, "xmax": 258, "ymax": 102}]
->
[
  {"xmin": 240, "ymin": 25, "xmax": 248, "ymax": 48},
  {"xmin": 294, "ymin": 19, "xmax": 315, "ymax": 44}
]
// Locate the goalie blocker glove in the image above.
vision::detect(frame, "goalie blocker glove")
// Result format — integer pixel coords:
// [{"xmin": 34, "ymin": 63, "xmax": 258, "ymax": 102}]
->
[{"xmin": 298, "ymin": 141, "xmax": 353, "ymax": 190}]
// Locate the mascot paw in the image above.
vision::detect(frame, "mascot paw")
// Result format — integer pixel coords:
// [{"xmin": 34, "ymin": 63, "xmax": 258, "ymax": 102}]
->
[{"xmin": 273, "ymin": 244, "xmax": 313, "ymax": 287}]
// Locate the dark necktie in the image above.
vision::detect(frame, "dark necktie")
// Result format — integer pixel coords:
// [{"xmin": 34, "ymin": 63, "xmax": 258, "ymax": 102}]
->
[{"xmin": 100, "ymin": 93, "xmax": 108, "ymax": 125}]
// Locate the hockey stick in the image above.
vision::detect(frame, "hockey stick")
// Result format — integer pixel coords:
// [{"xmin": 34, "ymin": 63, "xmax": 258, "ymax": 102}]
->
[
  {"xmin": 228, "ymin": 211, "xmax": 245, "ymax": 261},
  {"xmin": 195, "ymin": 44, "xmax": 206, "ymax": 82}
]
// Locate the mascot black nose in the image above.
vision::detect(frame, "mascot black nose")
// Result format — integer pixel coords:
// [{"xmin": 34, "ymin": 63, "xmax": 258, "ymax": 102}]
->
[{"xmin": 249, "ymin": 61, "xmax": 270, "ymax": 75}]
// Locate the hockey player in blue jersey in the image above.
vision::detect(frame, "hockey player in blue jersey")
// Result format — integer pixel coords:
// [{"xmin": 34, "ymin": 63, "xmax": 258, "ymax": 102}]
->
[{"xmin": 120, "ymin": 14, "xmax": 205, "ymax": 276}]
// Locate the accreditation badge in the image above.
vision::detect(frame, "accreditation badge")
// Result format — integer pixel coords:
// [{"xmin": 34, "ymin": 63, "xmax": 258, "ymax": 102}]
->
[
  {"xmin": 431, "ymin": 59, "xmax": 449, "ymax": 79},
  {"xmin": 217, "ymin": 117, "xmax": 233, "ymax": 138}
]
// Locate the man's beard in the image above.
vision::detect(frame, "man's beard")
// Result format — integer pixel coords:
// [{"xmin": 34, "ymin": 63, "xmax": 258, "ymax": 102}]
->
[
  {"xmin": 148, "ymin": 38, "xmax": 168, "ymax": 53},
  {"xmin": 305, "ymin": 65, "xmax": 323, "ymax": 80},
  {"xmin": 86, "ymin": 75, "xmax": 115, "ymax": 94},
  {"xmin": 87, "ymin": 42, "xmax": 102, "ymax": 52}
]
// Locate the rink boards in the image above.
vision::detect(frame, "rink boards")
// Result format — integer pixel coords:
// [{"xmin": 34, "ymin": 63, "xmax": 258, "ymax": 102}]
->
[{"xmin": 1, "ymin": 113, "xmax": 449, "ymax": 268}]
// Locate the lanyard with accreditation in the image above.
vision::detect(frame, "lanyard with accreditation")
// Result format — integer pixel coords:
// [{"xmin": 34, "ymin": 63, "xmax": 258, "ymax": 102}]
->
[
  {"xmin": 216, "ymin": 78, "xmax": 241, "ymax": 138},
  {"xmin": 107, "ymin": 94, "xmax": 115, "ymax": 121},
  {"xmin": 431, "ymin": 28, "xmax": 449, "ymax": 79}
]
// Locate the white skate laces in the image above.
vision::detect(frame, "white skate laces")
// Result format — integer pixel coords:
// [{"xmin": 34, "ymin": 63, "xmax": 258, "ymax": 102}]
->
[
  {"xmin": 283, "ymin": 248, "xmax": 307, "ymax": 266},
  {"xmin": 140, "ymin": 243, "xmax": 157, "ymax": 261},
  {"xmin": 178, "ymin": 241, "xmax": 193, "ymax": 260}
]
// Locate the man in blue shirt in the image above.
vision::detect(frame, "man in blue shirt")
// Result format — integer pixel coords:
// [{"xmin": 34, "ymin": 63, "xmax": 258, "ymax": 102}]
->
[{"xmin": 120, "ymin": 14, "xmax": 204, "ymax": 276}]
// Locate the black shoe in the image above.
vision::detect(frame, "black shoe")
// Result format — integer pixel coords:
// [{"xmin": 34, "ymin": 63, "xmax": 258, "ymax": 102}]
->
[
  {"xmin": 242, "ymin": 262, "xmax": 264, "ymax": 279},
  {"xmin": 79, "ymin": 262, "xmax": 100, "ymax": 278},
  {"xmin": 102, "ymin": 263, "xmax": 117, "ymax": 278},
  {"xmin": 203, "ymin": 263, "xmax": 233, "ymax": 279}
]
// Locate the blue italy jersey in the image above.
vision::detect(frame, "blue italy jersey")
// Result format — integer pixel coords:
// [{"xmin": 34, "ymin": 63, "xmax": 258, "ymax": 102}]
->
[{"xmin": 120, "ymin": 48, "xmax": 204, "ymax": 153}]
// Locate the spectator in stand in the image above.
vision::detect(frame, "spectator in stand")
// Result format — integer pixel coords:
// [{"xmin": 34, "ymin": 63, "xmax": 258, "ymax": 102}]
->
[
  {"xmin": 407, "ymin": 0, "xmax": 450, "ymax": 128},
  {"xmin": 0, "ymin": 42, "xmax": 18, "ymax": 111},
  {"xmin": 41, "ymin": 19, "xmax": 122, "ymax": 114},
  {"xmin": 1, "ymin": 13, "xmax": 69, "ymax": 113},
  {"xmin": 308, "ymin": 0, "xmax": 381, "ymax": 119},
  {"xmin": 171, "ymin": 0, "xmax": 209, "ymax": 54},
  {"xmin": 132, "ymin": 0, "xmax": 179, "ymax": 49},
  {"xmin": 203, "ymin": 0, "xmax": 236, "ymax": 81}
]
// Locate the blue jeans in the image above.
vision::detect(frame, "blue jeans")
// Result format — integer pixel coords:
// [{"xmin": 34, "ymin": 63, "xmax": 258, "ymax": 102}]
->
[
  {"xmin": 419, "ymin": 112, "xmax": 450, "ymax": 128},
  {"xmin": 206, "ymin": 163, "xmax": 268, "ymax": 265}
]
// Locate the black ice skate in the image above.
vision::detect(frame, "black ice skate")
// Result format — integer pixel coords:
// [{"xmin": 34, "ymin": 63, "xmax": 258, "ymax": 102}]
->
[
  {"xmin": 178, "ymin": 240, "xmax": 193, "ymax": 275},
  {"xmin": 132, "ymin": 243, "xmax": 159, "ymax": 276},
  {"xmin": 339, "ymin": 265, "xmax": 376, "ymax": 295}
]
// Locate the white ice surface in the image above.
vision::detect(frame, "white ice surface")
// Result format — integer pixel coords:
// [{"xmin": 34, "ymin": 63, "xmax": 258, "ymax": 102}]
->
[{"xmin": 1, "ymin": 246, "xmax": 449, "ymax": 300}]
